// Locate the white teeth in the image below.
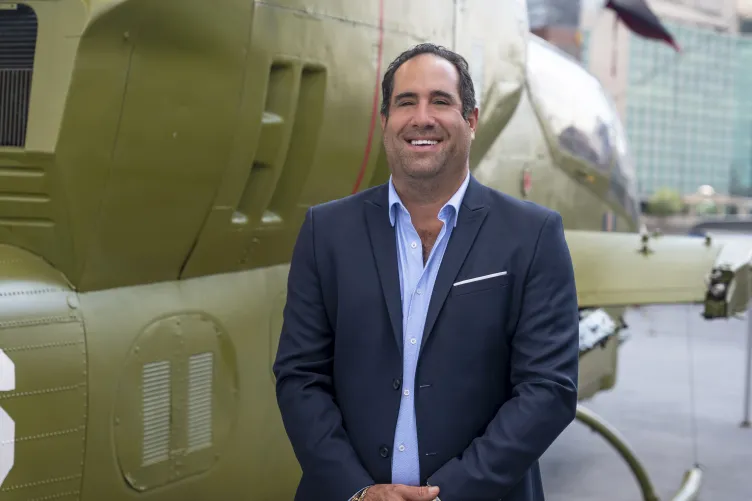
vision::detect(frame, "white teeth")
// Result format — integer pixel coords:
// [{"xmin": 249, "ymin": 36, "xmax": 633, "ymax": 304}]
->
[{"xmin": 410, "ymin": 140, "xmax": 438, "ymax": 145}]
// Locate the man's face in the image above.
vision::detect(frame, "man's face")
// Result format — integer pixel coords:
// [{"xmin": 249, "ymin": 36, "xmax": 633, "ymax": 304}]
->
[{"xmin": 381, "ymin": 53, "xmax": 478, "ymax": 181}]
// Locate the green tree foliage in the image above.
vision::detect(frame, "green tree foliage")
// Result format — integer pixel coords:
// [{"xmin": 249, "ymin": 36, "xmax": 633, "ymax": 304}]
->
[
  {"xmin": 694, "ymin": 200, "xmax": 718, "ymax": 215},
  {"xmin": 646, "ymin": 187, "xmax": 684, "ymax": 216}
]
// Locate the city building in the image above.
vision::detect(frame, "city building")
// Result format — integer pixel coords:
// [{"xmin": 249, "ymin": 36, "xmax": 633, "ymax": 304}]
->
[
  {"xmin": 527, "ymin": 0, "xmax": 583, "ymax": 58},
  {"xmin": 580, "ymin": 0, "xmax": 750, "ymax": 204},
  {"xmin": 739, "ymin": 0, "xmax": 752, "ymax": 31}
]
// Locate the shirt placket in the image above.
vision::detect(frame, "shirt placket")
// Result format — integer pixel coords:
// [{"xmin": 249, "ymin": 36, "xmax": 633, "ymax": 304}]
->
[{"xmin": 397, "ymin": 221, "xmax": 425, "ymax": 479}]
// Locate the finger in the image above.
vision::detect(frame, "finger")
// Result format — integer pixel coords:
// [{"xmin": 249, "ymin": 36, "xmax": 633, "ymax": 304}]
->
[{"xmin": 392, "ymin": 484, "xmax": 440, "ymax": 501}]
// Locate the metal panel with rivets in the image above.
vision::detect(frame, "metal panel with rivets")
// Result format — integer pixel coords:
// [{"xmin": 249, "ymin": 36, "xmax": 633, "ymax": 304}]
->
[{"xmin": 0, "ymin": 244, "xmax": 87, "ymax": 501}]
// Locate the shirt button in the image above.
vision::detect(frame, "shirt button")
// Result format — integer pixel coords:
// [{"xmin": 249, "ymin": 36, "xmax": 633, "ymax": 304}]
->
[
  {"xmin": 416, "ymin": 289, "xmax": 422, "ymax": 295},
  {"xmin": 399, "ymin": 444, "xmax": 405, "ymax": 452},
  {"xmin": 410, "ymin": 338, "xmax": 417, "ymax": 345},
  {"xmin": 411, "ymin": 241, "xmax": 418, "ymax": 249},
  {"xmin": 404, "ymin": 389, "xmax": 410, "ymax": 396}
]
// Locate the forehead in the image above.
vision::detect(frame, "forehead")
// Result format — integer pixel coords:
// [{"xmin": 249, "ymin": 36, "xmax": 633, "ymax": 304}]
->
[{"xmin": 392, "ymin": 53, "xmax": 460, "ymax": 97}]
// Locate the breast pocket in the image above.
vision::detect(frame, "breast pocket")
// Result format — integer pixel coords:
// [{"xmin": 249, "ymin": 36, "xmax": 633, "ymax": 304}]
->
[
  {"xmin": 449, "ymin": 271, "xmax": 510, "ymax": 297},
  {"xmin": 444, "ymin": 270, "xmax": 513, "ymax": 361}
]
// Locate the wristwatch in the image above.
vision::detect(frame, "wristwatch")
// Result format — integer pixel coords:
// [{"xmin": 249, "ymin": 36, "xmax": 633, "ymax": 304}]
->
[{"xmin": 352, "ymin": 486, "xmax": 370, "ymax": 501}]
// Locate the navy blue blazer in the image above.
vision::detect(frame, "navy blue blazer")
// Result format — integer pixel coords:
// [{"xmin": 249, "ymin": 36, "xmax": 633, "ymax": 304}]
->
[{"xmin": 273, "ymin": 175, "xmax": 580, "ymax": 501}]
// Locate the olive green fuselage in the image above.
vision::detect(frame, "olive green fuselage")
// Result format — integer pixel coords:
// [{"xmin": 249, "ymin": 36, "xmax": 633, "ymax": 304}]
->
[{"xmin": 0, "ymin": 1, "xmax": 640, "ymax": 500}]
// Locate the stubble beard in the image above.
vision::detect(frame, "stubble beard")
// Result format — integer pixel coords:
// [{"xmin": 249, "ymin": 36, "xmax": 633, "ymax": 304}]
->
[
  {"xmin": 388, "ymin": 139, "xmax": 469, "ymax": 202},
  {"xmin": 399, "ymin": 150, "xmax": 448, "ymax": 180}
]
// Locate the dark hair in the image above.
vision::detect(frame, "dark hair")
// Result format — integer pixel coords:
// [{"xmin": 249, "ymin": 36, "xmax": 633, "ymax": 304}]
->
[{"xmin": 380, "ymin": 43, "xmax": 476, "ymax": 120}]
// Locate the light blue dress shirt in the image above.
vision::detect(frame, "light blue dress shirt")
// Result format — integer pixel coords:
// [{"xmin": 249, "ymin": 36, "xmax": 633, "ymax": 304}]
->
[{"xmin": 388, "ymin": 172, "xmax": 470, "ymax": 486}]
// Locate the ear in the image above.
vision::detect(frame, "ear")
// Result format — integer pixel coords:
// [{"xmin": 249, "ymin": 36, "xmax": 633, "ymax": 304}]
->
[
  {"xmin": 467, "ymin": 107, "xmax": 479, "ymax": 133},
  {"xmin": 380, "ymin": 112, "xmax": 387, "ymax": 131}
]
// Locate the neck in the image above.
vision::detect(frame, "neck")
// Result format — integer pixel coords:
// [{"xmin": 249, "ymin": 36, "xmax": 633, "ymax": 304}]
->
[{"xmin": 393, "ymin": 166, "xmax": 468, "ymax": 223}]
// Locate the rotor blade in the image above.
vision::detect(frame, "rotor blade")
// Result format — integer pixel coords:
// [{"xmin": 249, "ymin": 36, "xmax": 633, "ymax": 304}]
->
[{"xmin": 606, "ymin": 0, "xmax": 680, "ymax": 51}]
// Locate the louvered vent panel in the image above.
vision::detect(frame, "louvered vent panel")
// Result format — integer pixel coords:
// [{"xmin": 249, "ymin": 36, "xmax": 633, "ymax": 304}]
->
[
  {"xmin": 141, "ymin": 360, "xmax": 171, "ymax": 466},
  {"xmin": 0, "ymin": 4, "xmax": 37, "ymax": 147},
  {"xmin": 187, "ymin": 352, "xmax": 213, "ymax": 452}
]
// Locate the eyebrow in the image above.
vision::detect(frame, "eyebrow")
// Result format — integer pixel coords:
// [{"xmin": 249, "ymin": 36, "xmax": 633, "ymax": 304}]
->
[{"xmin": 393, "ymin": 90, "xmax": 456, "ymax": 103}]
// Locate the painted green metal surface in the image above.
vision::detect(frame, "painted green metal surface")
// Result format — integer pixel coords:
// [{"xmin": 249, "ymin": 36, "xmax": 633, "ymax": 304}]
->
[
  {"xmin": 566, "ymin": 230, "xmax": 721, "ymax": 307},
  {"xmin": 0, "ymin": 1, "xmax": 744, "ymax": 500},
  {"xmin": 0, "ymin": 244, "xmax": 86, "ymax": 500}
]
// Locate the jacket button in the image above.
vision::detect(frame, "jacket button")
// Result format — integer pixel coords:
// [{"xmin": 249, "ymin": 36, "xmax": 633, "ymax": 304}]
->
[
  {"xmin": 392, "ymin": 378, "xmax": 401, "ymax": 390},
  {"xmin": 379, "ymin": 446, "xmax": 390, "ymax": 458}
]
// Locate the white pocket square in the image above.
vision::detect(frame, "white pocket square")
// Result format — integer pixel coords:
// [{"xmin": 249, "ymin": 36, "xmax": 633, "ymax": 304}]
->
[{"xmin": 453, "ymin": 271, "xmax": 507, "ymax": 287}]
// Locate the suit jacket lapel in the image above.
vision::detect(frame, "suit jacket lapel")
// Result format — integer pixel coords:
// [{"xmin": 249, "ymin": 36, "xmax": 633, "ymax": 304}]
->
[
  {"xmin": 420, "ymin": 177, "xmax": 488, "ymax": 355},
  {"xmin": 364, "ymin": 186, "xmax": 404, "ymax": 356}
]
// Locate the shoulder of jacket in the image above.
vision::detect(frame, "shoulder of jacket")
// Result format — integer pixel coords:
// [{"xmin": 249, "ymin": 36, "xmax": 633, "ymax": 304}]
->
[{"xmin": 309, "ymin": 184, "xmax": 383, "ymax": 219}]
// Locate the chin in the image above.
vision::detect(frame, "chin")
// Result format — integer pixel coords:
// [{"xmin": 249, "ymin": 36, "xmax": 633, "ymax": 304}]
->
[
  {"xmin": 401, "ymin": 158, "xmax": 445, "ymax": 177},
  {"xmin": 404, "ymin": 164, "xmax": 444, "ymax": 179}
]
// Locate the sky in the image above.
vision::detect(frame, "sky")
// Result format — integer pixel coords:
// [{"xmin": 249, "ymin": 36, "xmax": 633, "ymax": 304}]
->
[{"xmin": 739, "ymin": 0, "xmax": 752, "ymax": 17}]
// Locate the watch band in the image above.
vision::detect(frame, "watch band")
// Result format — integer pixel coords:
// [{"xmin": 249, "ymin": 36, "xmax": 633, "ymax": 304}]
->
[{"xmin": 355, "ymin": 486, "xmax": 370, "ymax": 501}]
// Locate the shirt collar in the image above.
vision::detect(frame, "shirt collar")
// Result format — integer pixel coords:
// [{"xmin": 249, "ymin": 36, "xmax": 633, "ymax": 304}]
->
[{"xmin": 388, "ymin": 171, "xmax": 470, "ymax": 227}]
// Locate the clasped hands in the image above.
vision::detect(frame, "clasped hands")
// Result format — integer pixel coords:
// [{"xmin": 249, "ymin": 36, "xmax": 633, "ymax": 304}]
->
[{"xmin": 360, "ymin": 484, "xmax": 440, "ymax": 501}]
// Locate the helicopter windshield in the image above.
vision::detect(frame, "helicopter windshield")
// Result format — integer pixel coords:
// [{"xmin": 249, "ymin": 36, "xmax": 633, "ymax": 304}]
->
[
  {"xmin": 609, "ymin": 98, "xmax": 640, "ymax": 223},
  {"xmin": 526, "ymin": 35, "xmax": 639, "ymax": 224}
]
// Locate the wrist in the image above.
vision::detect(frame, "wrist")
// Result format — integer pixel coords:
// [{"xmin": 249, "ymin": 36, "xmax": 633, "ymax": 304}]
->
[{"xmin": 351, "ymin": 485, "xmax": 371, "ymax": 501}]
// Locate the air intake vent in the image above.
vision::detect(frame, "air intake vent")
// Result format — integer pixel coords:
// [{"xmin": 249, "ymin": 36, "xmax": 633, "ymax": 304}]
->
[
  {"xmin": 0, "ymin": 4, "xmax": 37, "ymax": 148},
  {"xmin": 187, "ymin": 352, "xmax": 213, "ymax": 452},
  {"xmin": 141, "ymin": 360, "xmax": 171, "ymax": 467},
  {"xmin": 233, "ymin": 60, "xmax": 327, "ymax": 228},
  {"xmin": 115, "ymin": 313, "xmax": 239, "ymax": 492}
]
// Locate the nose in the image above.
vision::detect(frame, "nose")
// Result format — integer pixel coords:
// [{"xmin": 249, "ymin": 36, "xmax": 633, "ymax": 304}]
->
[{"xmin": 409, "ymin": 100, "xmax": 436, "ymax": 128}]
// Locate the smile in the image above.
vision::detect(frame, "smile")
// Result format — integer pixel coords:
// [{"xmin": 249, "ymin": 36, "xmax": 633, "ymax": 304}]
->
[{"xmin": 405, "ymin": 138, "xmax": 443, "ymax": 149}]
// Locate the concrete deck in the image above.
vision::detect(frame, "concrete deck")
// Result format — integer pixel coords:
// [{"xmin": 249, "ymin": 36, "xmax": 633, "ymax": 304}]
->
[{"xmin": 540, "ymin": 304, "xmax": 752, "ymax": 500}]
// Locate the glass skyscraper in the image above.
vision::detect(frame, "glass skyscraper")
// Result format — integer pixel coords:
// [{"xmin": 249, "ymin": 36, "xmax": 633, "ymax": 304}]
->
[
  {"xmin": 730, "ymin": 33, "xmax": 752, "ymax": 196},
  {"xmin": 625, "ymin": 21, "xmax": 741, "ymax": 198},
  {"xmin": 578, "ymin": 15, "xmax": 752, "ymax": 200}
]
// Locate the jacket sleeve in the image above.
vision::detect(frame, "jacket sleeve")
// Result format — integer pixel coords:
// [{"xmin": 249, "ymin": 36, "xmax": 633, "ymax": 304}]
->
[
  {"xmin": 273, "ymin": 207, "xmax": 376, "ymax": 500},
  {"xmin": 426, "ymin": 211, "xmax": 580, "ymax": 500}
]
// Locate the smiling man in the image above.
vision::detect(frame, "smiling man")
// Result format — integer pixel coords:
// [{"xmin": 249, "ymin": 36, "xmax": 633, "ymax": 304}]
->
[{"xmin": 273, "ymin": 43, "xmax": 580, "ymax": 501}]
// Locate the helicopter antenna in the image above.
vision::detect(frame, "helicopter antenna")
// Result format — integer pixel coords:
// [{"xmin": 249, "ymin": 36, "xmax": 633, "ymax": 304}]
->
[
  {"xmin": 676, "ymin": 29, "xmax": 701, "ymax": 467},
  {"xmin": 684, "ymin": 303, "xmax": 702, "ymax": 468}
]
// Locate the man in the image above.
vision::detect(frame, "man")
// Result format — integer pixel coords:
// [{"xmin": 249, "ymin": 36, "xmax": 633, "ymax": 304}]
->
[{"xmin": 273, "ymin": 43, "xmax": 580, "ymax": 501}]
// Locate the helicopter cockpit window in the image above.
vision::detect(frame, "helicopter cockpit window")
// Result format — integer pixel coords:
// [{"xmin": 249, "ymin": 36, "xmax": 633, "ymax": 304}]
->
[
  {"xmin": 610, "ymin": 104, "xmax": 641, "ymax": 223},
  {"xmin": 526, "ymin": 36, "xmax": 617, "ymax": 173},
  {"xmin": 526, "ymin": 35, "xmax": 641, "ymax": 226},
  {"xmin": 0, "ymin": 3, "xmax": 37, "ymax": 148}
]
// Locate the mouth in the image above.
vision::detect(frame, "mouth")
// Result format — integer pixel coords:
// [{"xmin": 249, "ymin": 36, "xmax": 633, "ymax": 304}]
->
[{"xmin": 404, "ymin": 138, "xmax": 443, "ymax": 151}]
